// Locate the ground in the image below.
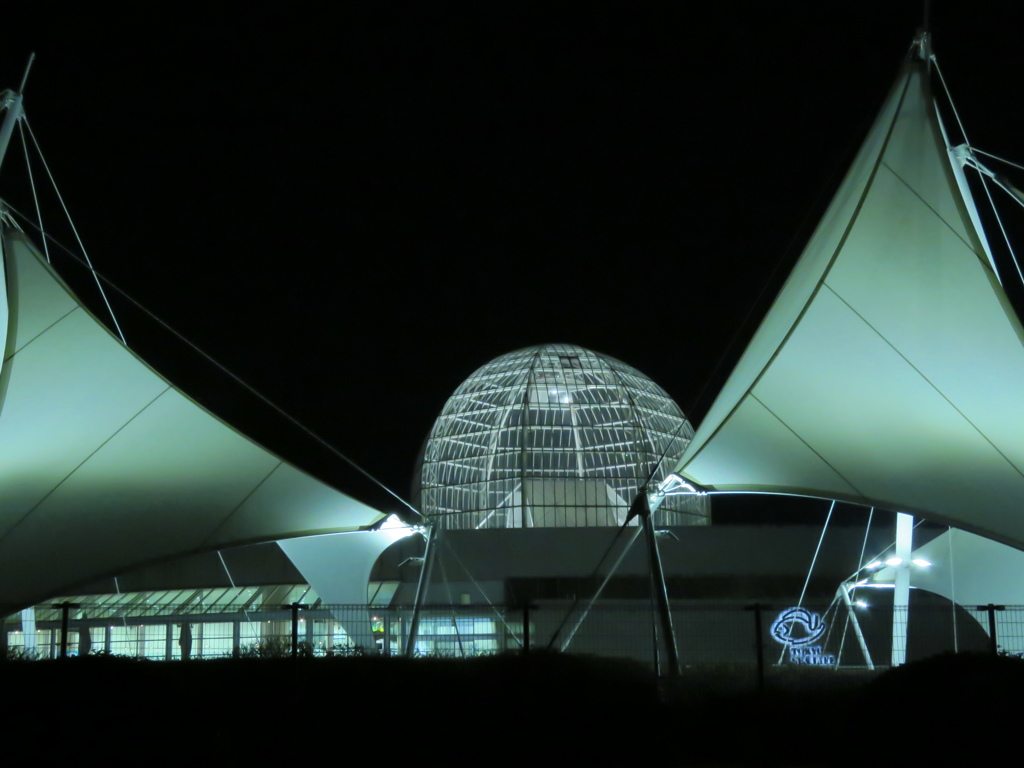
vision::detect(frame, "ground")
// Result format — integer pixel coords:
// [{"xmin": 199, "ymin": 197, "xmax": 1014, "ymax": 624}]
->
[{"xmin": 1, "ymin": 651, "xmax": 1018, "ymax": 764}]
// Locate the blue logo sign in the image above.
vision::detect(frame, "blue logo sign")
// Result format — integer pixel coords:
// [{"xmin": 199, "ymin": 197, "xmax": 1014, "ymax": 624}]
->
[{"xmin": 770, "ymin": 607, "xmax": 835, "ymax": 666}]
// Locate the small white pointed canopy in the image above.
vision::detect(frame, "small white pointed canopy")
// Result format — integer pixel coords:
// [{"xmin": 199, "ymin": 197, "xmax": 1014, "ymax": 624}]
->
[
  {"xmin": 873, "ymin": 528, "xmax": 1024, "ymax": 606},
  {"xmin": 279, "ymin": 521, "xmax": 422, "ymax": 650},
  {"xmin": 0, "ymin": 230, "xmax": 385, "ymax": 614},
  {"xmin": 673, "ymin": 50, "xmax": 1024, "ymax": 550}
]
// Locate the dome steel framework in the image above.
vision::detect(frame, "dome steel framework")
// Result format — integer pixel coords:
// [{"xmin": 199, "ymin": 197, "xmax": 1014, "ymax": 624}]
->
[{"xmin": 417, "ymin": 344, "xmax": 710, "ymax": 530}]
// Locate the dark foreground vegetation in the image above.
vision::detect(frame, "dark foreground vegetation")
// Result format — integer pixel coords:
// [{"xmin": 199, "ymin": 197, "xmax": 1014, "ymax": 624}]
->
[{"xmin": 1, "ymin": 651, "xmax": 1020, "ymax": 765}]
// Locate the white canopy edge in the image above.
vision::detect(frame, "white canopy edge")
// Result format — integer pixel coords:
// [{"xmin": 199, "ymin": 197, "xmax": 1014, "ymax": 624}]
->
[{"xmin": 0, "ymin": 230, "xmax": 385, "ymax": 613}]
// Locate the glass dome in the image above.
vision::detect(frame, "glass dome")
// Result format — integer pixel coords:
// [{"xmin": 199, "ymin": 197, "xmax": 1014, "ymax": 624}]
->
[{"xmin": 416, "ymin": 344, "xmax": 710, "ymax": 530}]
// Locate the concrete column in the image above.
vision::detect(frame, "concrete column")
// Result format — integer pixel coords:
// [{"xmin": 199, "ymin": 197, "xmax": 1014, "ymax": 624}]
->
[{"xmin": 891, "ymin": 512, "xmax": 913, "ymax": 666}]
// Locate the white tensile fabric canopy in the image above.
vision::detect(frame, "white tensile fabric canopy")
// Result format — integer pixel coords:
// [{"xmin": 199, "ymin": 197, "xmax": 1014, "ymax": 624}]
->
[
  {"xmin": 0, "ymin": 230, "xmax": 385, "ymax": 614},
  {"xmin": 872, "ymin": 529, "xmax": 1024, "ymax": 654},
  {"xmin": 672, "ymin": 50, "xmax": 1024, "ymax": 550},
  {"xmin": 875, "ymin": 528, "xmax": 1024, "ymax": 606},
  {"xmin": 279, "ymin": 523, "xmax": 423, "ymax": 650}
]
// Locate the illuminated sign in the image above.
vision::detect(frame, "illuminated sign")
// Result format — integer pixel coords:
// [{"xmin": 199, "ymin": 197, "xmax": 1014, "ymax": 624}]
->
[{"xmin": 770, "ymin": 607, "xmax": 835, "ymax": 666}]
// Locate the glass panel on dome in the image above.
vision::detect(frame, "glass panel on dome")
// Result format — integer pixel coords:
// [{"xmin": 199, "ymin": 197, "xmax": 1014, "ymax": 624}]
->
[{"xmin": 417, "ymin": 345, "xmax": 710, "ymax": 530}]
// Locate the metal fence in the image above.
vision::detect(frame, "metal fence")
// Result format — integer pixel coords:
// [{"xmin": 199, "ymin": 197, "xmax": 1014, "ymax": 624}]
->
[{"xmin": 4, "ymin": 600, "xmax": 1021, "ymax": 674}]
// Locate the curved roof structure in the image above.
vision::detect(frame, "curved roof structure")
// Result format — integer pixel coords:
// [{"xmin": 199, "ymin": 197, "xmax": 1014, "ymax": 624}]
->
[
  {"xmin": 670, "ymin": 39, "xmax": 1024, "ymax": 550},
  {"xmin": 0, "ymin": 229, "xmax": 385, "ymax": 615},
  {"xmin": 418, "ymin": 343, "xmax": 709, "ymax": 529}
]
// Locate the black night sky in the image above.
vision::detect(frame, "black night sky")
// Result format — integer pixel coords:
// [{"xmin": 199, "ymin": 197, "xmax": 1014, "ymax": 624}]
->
[{"xmin": 2, "ymin": 4, "xmax": 1023, "ymax": 526}]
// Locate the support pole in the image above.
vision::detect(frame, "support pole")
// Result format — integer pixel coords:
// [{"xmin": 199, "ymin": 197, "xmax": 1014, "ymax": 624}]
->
[
  {"xmin": 0, "ymin": 55, "xmax": 34, "ymax": 178},
  {"xmin": 636, "ymin": 494, "xmax": 680, "ymax": 676},
  {"xmin": 891, "ymin": 512, "xmax": 913, "ymax": 666},
  {"xmin": 405, "ymin": 524, "xmax": 437, "ymax": 658}
]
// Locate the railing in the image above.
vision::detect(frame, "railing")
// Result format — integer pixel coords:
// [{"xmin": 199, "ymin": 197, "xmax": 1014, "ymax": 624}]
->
[{"xmin": 4, "ymin": 601, "xmax": 1021, "ymax": 675}]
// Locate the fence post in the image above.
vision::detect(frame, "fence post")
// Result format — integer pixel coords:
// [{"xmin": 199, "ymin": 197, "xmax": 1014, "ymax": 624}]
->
[
  {"xmin": 53, "ymin": 602, "xmax": 78, "ymax": 659},
  {"xmin": 748, "ymin": 604, "xmax": 766, "ymax": 692},
  {"xmin": 977, "ymin": 604, "xmax": 1005, "ymax": 656},
  {"xmin": 289, "ymin": 603, "xmax": 308, "ymax": 658},
  {"xmin": 523, "ymin": 602, "xmax": 530, "ymax": 658}
]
